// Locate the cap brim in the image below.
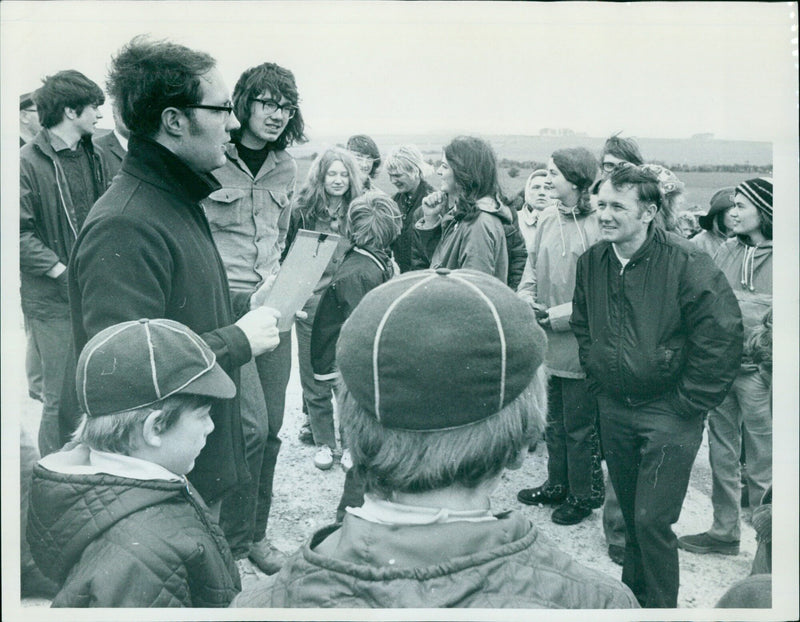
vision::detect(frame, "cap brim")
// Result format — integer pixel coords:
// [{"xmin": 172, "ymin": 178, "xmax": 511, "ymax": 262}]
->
[{"xmin": 175, "ymin": 362, "xmax": 236, "ymax": 400}]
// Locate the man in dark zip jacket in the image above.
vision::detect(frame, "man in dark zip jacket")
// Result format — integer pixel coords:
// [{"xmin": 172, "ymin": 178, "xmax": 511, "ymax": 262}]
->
[
  {"xmin": 571, "ymin": 164, "xmax": 742, "ymax": 609},
  {"xmin": 19, "ymin": 70, "xmax": 106, "ymax": 457}
]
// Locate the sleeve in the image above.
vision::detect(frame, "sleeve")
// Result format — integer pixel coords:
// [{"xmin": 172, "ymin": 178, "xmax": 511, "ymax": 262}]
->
[
  {"xmin": 504, "ymin": 220, "xmax": 528, "ymax": 291},
  {"xmin": 411, "ymin": 219, "xmax": 441, "ymax": 270},
  {"xmin": 19, "ymin": 158, "xmax": 63, "ymax": 275},
  {"xmin": 670, "ymin": 251, "xmax": 744, "ymax": 415},
  {"xmin": 457, "ymin": 217, "xmax": 504, "ymax": 277},
  {"xmin": 276, "ymin": 165, "xmax": 296, "ymax": 258},
  {"xmin": 54, "ymin": 537, "xmax": 193, "ymax": 607},
  {"xmin": 570, "ymin": 253, "xmax": 598, "ymax": 392},
  {"xmin": 547, "ymin": 301, "xmax": 573, "ymax": 332},
  {"xmin": 516, "ymin": 252, "xmax": 537, "ymax": 302},
  {"xmin": 73, "ymin": 215, "xmax": 250, "ymax": 368}
]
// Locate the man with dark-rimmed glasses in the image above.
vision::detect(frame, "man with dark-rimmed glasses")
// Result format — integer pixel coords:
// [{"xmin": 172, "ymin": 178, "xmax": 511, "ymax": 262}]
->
[
  {"xmin": 203, "ymin": 62, "xmax": 308, "ymax": 579},
  {"xmin": 63, "ymin": 38, "xmax": 283, "ymax": 559}
]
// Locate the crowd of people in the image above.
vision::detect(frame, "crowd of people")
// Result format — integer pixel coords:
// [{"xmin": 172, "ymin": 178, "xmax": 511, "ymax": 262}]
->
[{"xmin": 18, "ymin": 36, "xmax": 773, "ymax": 610}]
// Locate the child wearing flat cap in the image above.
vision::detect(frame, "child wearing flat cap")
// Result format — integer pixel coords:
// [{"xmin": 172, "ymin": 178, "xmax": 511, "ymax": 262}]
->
[
  {"xmin": 26, "ymin": 319, "xmax": 241, "ymax": 607},
  {"xmin": 235, "ymin": 269, "xmax": 638, "ymax": 609}
]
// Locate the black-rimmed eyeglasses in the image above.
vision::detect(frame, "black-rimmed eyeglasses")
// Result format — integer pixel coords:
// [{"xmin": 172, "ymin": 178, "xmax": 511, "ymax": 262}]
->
[
  {"xmin": 252, "ymin": 98, "xmax": 297, "ymax": 118},
  {"xmin": 183, "ymin": 103, "xmax": 235, "ymax": 116}
]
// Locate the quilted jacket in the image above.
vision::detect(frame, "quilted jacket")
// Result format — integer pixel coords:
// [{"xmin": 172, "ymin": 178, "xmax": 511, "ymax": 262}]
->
[
  {"xmin": 233, "ymin": 510, "xmax": 638, "ymax": 608},
  {"xmin": 27, "ymin": 445, "xmax": 240, "ymax": 607}
]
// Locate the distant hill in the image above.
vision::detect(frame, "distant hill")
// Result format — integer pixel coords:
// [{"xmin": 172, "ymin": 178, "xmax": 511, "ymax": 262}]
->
[{"xmin": 289, "ymin": 133, "xmax": 772, "ymax": 167}]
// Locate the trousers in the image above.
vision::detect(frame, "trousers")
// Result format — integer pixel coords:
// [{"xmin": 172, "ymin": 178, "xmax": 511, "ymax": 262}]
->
[
  {"xmin": 295, "ymin": 298, "xmax": 337, "ymax": 450},
  {"xmin": 219, "ymin": 333, "xmax": 292, "ymax": 558},
  {"xmin": 27, "ymin": 315, "xmax": 72, "ymax": 457},
  {"xmin": 544, "ymin": 376, "xmax": 604, "ymax": 503},
  {"xmin": 708, "ymin": 370, "xmax": 772, "ymax": 542},
  {"xmin": 598, "ymin": 394, "xmax": 703, "ymax": 608}
]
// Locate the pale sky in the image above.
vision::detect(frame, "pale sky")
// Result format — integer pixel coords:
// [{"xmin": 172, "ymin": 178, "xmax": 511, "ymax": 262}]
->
[{"xmin": 1, "ymin": 1, "xmax": 797, "ymax": 141}]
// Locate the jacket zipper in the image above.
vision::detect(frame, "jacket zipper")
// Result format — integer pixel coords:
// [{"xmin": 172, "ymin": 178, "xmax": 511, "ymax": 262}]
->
[
  {"xmin": 616, "ymin": 261, "xmax": 628, "ymax": 401},
  {"xmin": 52, "ymin": 159, "xmax": 79, "ymax": 238}
]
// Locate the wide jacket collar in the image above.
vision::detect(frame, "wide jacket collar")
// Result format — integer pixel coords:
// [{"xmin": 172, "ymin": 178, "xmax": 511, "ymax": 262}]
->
[
  {"xmin": 222, "ymin": 141, "xmax": 290, "ymax": 181},
  {"xmin": 123, "ymin": 134, "xmax": 221, "ymax": 203}
]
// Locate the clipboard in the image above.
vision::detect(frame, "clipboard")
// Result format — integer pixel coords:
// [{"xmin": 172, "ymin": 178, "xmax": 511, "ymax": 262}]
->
[{"xmin": 263, "ymin": 230, "xmax": 342, "ymax": 331}]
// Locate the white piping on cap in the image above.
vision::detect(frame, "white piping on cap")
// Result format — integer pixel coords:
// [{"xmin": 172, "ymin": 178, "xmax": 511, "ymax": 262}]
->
[
  {"xmin": 144, "ymin": 321, "xmax": 161, "ymax": 399},
  {"xmin": 80, "ymin": 322, "xmax": 137, "ymax": 417},
  {"xmin": 372, "ymin": 274, "xmax": 438, "ymax": 422},
  {"xmin": 451, "ymin": 273, "xmax": 507, "ymax": 410}
]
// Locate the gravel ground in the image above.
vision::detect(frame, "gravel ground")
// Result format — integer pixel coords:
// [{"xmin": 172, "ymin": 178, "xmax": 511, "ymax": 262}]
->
[{"xmin": 17, "ymin": 330, "xmax": 756, "ymax": 610}]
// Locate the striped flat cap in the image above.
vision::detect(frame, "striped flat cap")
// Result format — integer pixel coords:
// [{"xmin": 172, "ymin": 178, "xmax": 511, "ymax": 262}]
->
[
  {"xmin": 76, "ymin": 318, "xmax": 235, "ymax": 417},
  {"xmin": 336, "ymin": 268, "xmax": 547, "ymax": 431}
]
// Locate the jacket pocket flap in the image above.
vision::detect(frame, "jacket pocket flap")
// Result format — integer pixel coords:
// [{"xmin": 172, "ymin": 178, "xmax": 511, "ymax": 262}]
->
[{"xmin": 207, "ymin": 188, "xmax": 246, "ymax": 203}]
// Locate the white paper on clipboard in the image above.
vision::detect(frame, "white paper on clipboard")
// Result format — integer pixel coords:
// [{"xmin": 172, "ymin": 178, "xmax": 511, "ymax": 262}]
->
[{"xmin": 263, "ymin": 229, "xmax": 341, "ymax": 331}]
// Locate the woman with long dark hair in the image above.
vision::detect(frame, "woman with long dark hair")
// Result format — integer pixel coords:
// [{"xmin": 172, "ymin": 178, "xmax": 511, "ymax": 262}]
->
[{"xmin": 411, "ymin": 136, "xmax": 513, "ymax": 282}]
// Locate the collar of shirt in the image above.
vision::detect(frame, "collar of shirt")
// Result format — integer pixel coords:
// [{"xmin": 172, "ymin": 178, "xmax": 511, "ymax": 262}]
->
[
  {"xmin": 347, "ymin": 493, "xmax": 497, "ymax": 525},
  {"xmin": 114, "ymin": 129, "xmax": 129, "ymax": 152}
]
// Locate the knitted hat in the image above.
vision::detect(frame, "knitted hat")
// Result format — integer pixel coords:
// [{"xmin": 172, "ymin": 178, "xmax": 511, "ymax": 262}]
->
[
  {"xmin": 698, "ymin": 187, "xmax": 735, "ymax": 230},
  {"xmin": 551, "ymin": 147, "xmax": 598, "ymax": 192},
  {"xmin": 336, "ymin": 269, "xmax": 547, "ymax": 431},
  {"xmin": 736, "ymin": 177, "xmax": 773, "ymax": 220},
  {"xmin": 387, "ymin": 144, "xmax": 434, "ymax": 177},
  {"xmin": 76, "ymin": 319, "xmax": 235, "ymax": 417}
]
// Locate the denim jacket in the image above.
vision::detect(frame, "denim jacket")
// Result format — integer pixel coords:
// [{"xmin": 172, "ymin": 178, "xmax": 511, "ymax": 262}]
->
[{"xmin": 204, "ymin": 144, "xmax": 296, "ymax": 294}]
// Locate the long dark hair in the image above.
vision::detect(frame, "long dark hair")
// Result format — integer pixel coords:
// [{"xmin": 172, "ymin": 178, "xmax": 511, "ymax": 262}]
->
[{"xmin": 444, "ymin": 136, "xmax": 500, "ymax": 221}]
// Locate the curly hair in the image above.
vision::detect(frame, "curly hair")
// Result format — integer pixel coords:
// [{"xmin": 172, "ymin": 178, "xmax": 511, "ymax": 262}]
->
[
  {"xmin": 231, "ymin": 62, "xmax": 308, "ymax": 149},
  {"xmin": 106, "ymin": 36, "xmax": 215, "ymax": 138},
  {"xmin": 34, "ymin": 70, "xmax": 105, "ymax": 129},
  {"xmin": 294, "ymin": 148, "xmax": 364, "ymax": 222},
  {"xmin": 443, "ymin": 136, "xmax": 501, "ymax": 221}
]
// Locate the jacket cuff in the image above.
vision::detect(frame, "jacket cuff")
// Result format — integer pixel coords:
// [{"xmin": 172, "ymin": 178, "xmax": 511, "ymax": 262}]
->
[
  {"xmin": 218, "ymin": 324, "xmax": 253, "ymax": 368},
  {"xmin": 548, "ymin": 302, "xmax": 573, "ymax": 332}
]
